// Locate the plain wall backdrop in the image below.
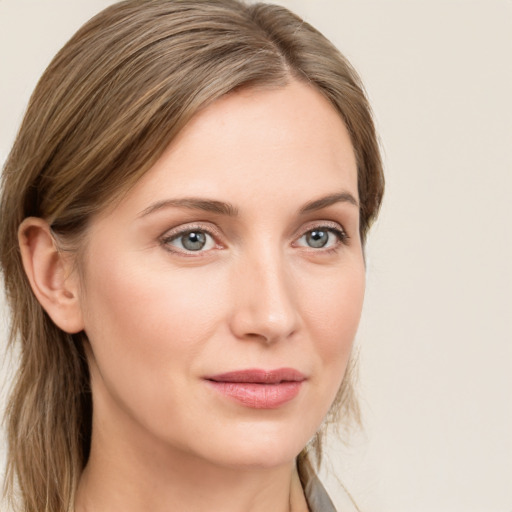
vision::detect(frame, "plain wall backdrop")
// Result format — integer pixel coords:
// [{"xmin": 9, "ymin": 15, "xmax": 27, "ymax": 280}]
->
[{"xmin": 1, "ymin": 1, "xmax": 511, "ymax": 511}]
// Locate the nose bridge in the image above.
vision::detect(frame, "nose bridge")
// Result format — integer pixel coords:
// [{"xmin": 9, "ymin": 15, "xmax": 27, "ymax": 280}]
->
[{"xmin": 230, "ymin": 244, "xmax": 299, "ymax": 343}]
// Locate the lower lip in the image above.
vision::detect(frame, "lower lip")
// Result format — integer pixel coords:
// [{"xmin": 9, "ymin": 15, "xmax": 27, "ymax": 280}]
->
[{"xmin": 206, "ymin": 381, "xmax": 303, "ymax": 409}]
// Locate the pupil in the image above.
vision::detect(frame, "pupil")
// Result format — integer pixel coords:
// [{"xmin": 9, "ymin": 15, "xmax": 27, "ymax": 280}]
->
[
  {"xmin": 183, "ymin": 231, "xmax": 206, "ymax": 251},
  {"xmin": 307, "ymin": 230, "xmax": 328, "ymax": 248}
]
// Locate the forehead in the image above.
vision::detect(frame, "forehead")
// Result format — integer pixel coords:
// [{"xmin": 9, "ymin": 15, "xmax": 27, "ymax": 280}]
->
[{"xmin": 104, "ymin": 80, "xmax": 358, "ymax": 220}]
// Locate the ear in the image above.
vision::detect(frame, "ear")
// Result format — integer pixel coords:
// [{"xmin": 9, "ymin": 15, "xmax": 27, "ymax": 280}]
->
[{"xmin": 18, "ymin": 217, "xmax": 84, "ymax": 334}]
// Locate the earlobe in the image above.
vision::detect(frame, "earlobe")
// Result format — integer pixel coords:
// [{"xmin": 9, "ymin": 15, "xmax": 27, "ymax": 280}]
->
[{"xmin": 18, "ymin": 217, "xmax": 84, "ymax": 334}]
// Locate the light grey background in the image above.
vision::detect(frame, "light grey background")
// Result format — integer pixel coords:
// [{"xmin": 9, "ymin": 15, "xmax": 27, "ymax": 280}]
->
[{"xmin": 1, "ymin": 1, "xmax": 511, "ymax": 511}]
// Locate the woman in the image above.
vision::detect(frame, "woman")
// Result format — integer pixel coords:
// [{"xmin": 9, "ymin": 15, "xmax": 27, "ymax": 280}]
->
[{"xmin": 0, "ymin": 1, "xmax": 384, "ymax": 511}]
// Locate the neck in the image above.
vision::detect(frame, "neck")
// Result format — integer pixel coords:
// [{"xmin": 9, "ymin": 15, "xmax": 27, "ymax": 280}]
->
[{"xmin": 74, "ymin": 410, "xmax": 309, "ymax": 512}]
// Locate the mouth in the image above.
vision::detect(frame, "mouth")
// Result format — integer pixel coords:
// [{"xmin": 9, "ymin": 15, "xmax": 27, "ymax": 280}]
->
[{"xmin": 204, "ymin": 368, "xmax": 306, "ymax": 409}]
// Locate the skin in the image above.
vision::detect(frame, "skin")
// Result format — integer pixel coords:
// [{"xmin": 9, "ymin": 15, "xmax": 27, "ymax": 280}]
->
[{"xmin": 20, "ymin": 80, "xmax": 365, "ymax": 512}]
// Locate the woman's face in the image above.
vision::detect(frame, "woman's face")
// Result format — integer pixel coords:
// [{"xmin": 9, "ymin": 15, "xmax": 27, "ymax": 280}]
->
[{"xmin": 78, "ymin": 81, "xmax": 365, "ymax": 469}]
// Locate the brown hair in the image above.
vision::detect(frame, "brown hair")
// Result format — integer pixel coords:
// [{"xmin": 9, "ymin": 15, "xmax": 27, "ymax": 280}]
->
[{"xmin": 0, "ymin": 1, "xmax": 384, "ymax": 511}]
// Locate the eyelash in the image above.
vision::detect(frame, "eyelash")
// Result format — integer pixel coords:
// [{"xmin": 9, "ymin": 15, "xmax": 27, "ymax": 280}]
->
[{"xmin": 159, "ymin": 222, "xmax": 349, "ymax": 256}]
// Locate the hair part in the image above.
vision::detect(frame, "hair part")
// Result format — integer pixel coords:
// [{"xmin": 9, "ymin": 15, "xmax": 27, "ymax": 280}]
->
[{"xmin": 0, "ymin": 1, "xmax": 383, "ymax": 511}]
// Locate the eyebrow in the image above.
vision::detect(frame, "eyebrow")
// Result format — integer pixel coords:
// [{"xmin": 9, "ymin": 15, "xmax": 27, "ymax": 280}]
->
[
  {"xmin": 138, "ymin": 198, "xmax": 239, "ymax": 218},
  {"xmin": 138, "ymin": 191, "xmax": 358, "ymax": 219},
  {"xmin": 299, "ymin": 192, "xmax": 359, "ymax": 213}
]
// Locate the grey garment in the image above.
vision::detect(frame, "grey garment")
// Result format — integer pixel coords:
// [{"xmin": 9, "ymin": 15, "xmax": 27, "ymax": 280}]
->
[{"xmin": 297, "ymin": 459, "xmax": 337, "ymax": 512}]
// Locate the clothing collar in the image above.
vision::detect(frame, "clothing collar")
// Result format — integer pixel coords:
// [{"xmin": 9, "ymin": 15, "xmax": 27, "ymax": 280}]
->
[{"xmin": 297, "ymin": 457, "xmax": 337, "ymax": 512}]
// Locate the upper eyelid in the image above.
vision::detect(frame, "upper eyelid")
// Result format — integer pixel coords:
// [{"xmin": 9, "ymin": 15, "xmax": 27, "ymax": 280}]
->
[
  {"xmin": 294, "ymin": 220, "xmax": 347, "ymax": 237},
  {"xmin": 160, "ymin": 222, "xmax": 223, "ymax": 240}
]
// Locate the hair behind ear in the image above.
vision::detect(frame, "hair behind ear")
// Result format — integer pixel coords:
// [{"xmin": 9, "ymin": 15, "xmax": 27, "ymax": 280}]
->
[{"xmin": 2, "ymin": 218, "xmax": 90, "ymax": 512}]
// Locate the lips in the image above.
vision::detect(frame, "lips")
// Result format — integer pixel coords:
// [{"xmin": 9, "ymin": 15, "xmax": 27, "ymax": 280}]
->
[{"xmin": 205, "ymin": 368, "xmax": 305, "ymax": 409}]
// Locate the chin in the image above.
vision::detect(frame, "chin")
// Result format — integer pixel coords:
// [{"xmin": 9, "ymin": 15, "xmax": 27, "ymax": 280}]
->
[{"xmin": 190, "ymin": 422, "xmax": 312, "ymax": 470}]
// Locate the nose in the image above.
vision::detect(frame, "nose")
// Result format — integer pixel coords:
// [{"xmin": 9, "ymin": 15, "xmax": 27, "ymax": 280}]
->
[{"xmin": 229, "ymin": 249, "xmax": 300, "ymax": 344}]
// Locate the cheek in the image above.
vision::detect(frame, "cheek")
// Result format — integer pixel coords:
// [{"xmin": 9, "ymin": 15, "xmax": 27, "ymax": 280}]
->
[
  {"xmin": 306, "ymin": 263, "xmax": 364, "ymax": 340},
  {"xmin": 82, "ymin": 248, "xmax": 223, "ymax": 348},
  {"xmin": 299, "ymin": 258, "xmax": 365, "ymax": 385},
  {"xmin": 79, "ymin": 250, "xmax": 228, "ymax": 415}
]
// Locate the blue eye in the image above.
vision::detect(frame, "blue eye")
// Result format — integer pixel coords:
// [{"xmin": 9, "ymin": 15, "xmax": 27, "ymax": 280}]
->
[
  {"xmin": 297, "ymin": 227, "xmax": 346, "ymax": 249},
  {"xmin": 165, "ymin": 230, "xmax": 215, "ymax": 252},
  {"xmin": 305, "ymin": 229, "xmax": 329, "ymax": 248}
]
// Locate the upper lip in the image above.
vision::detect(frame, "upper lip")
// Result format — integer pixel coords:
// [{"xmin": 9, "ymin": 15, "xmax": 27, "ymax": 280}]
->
[{"xmin": 205, "ymin": 368, "xmax": 306, "ymax": 384}]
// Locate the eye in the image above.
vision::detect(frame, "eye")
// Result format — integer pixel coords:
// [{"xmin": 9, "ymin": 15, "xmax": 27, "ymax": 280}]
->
[
  {"xmin": 163, "ymin": 229, "xmax": 216, "ymax": 253},
  {"xmin": 295, "ymin": 226, "xmax": 347, "ymax": 249}
]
